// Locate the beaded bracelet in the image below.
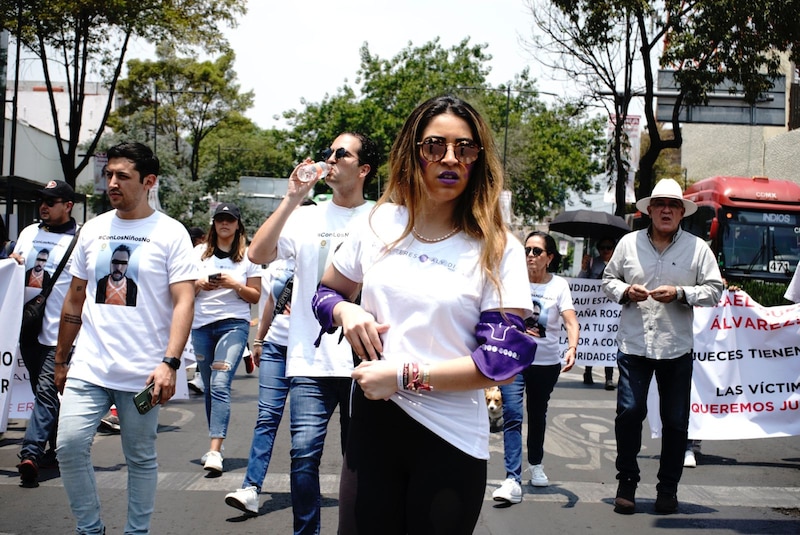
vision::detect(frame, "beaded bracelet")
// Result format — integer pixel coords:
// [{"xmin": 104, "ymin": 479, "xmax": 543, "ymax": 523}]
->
[{"xmin": 404, "ymin": 362, "xmax": 432, "ymax": 392}]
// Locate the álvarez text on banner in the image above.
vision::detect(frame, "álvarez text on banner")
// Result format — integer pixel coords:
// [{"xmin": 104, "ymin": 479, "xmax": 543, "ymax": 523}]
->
[
  {"xmin": 0, "ymin": 259, "xmax": 25, "ymax": 433},
  {"xmin": 688, "ymin": 289, "xmax": 800, "ymax": 439},
  {"xmin": 562, "ymin": 278, "xmax": 621, "ymax": 365}
]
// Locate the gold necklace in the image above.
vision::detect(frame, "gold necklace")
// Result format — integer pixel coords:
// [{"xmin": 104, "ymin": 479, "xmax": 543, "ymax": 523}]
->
[{"xmin": 412, "ymin": 226, "xmax": 460, "ymax": 243}]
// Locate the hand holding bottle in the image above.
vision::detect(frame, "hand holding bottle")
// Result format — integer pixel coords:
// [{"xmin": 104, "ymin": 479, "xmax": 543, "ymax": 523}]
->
[{"xmin": 297, "ymin": 161, "xmax": 330, "ymax": 183}]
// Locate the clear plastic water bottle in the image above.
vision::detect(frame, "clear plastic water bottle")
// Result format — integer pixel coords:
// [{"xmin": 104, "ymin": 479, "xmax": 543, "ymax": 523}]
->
[{"xmin": 296, "ymin": 161, "xmax": 330, "ymax": 183}]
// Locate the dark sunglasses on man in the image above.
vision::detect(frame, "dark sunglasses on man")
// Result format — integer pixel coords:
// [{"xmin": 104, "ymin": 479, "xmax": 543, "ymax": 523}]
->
[
  {"xmin": 39, "ymin": 198, "xmax": 66, "ymax": 207},
  {"xmin": 321, "ymin": 147, "xmax": 356, "ymax": 162}
]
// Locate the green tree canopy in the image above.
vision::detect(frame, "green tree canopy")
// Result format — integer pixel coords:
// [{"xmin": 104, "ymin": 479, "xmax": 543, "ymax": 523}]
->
[
  {"xmin": 0, "ymin": 0, "xmax": 246, "ymax": 187},
  {"xmin": 111, "ymin": 44, "xmax": 254, "ymax": 182}
]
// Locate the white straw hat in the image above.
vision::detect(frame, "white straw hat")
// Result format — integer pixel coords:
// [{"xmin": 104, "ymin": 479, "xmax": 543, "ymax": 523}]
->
[{"xmin": 635, "ymin": 178, "xmax": 697, "ymax": 217}]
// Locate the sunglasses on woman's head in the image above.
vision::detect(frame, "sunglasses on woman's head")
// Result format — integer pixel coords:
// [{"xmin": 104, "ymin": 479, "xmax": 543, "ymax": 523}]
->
[{"xmin": 417, "ymin": 137, "xmax": 482, "ymax": 165}]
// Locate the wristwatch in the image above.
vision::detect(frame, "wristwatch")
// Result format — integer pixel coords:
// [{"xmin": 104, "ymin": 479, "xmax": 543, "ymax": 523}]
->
[
  {"xmin": 675, "ymin": 286, "xmax": 685, "ymax": 303},
  {"xmin": 162, "ymin": 356, "xmax": 181, "ymax": 370}
]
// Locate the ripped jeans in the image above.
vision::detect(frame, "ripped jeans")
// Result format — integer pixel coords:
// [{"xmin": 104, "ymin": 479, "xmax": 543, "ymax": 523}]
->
[{"xmin": 192, "ymin": 318, "xmax": 249, "ymax": 438}]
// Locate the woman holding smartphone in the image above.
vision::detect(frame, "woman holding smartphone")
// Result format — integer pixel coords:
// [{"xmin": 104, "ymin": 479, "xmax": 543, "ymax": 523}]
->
[{"xmin": 192, "ymin": 203, "xmax": 260, "ymax": 473}]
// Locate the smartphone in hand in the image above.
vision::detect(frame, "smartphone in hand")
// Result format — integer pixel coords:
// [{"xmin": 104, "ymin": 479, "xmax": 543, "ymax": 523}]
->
[{"xmin": 133, "ymin": 382, "xmax": 161, "ymax": 415}]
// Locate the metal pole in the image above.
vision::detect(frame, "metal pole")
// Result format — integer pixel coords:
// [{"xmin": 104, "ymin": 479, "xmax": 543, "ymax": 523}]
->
[
  {"xmin": 503, "ymin": 85, "xmax": 511, "ymax": 171},
  {"xmin": 153, "ymin": 84, "xmax": 157, "ymax": 157}
]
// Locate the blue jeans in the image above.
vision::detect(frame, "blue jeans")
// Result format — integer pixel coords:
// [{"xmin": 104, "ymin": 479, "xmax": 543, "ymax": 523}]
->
[
  {"xmin": 57, "ymin": 378, "xmax": 160, "ymax": 534},
  {"xmin": 289, "ymin": 376, "xmax": 352, "ymax": 535},
  {"xmin": 20, "ymin": 344, "xmax": 59, "ymax": 461},
  {"xmin": 615, "ymin": 351, "xmax": 693, "ymax": 494},
  {"xmin": 192, "ymin": 318, "xmax": 249, "ymax": 438},
  {"xmin": 499, "ymin": 363, "xmax": 561, "ymax": 482},
  {"xmin": 242, "ymin": 341, "xmax": 290, "ymax": 492}
]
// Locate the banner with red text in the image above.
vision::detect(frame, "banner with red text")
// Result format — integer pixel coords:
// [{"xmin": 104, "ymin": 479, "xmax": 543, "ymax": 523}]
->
[
  {"xmin": 647, "ymin": 290, "xmax": 800, "ymax": 439},
  {"xmin": 687, "ymin": 290, "xmax": 800, "ymax": 439},
  {"xmin": 0, "ymin": 260, "xmax": 25, "ymax": 432}
]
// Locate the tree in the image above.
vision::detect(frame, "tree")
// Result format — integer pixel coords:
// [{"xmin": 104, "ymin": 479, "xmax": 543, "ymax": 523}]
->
[
  {"xmin": 524, "ymin": 0, "xmax": 643, "ymax": 216},
  {"xmin": 111, "ymin": 45, "xmax": 254, "ymax": 182},
  {"xmin": 0, "ymin": 0, "xmax": 246, "ymax": 188},
  {"xmin": 285, "ymin": 38, "xmax": 604, "ymax": 211},
  {"xmin": 524, "ymin": 0, "xmax": 800, "ymax": 209}
]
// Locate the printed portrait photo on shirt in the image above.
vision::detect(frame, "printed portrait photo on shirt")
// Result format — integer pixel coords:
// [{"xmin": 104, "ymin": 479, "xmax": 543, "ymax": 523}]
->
[
  {"xmin": 95, "ymin": 243, "xmax": 139, "ymax": 306},
  {"xmin": 25, "ymin": 247, "xmax": 52, "ymax": 289},
  {"xmin": 525, "ymin": 298, "xmax": 547, "ymax": 337}
]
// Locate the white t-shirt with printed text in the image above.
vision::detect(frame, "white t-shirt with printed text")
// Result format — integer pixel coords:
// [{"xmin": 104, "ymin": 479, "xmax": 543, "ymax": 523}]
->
[
  {"xmin": 67, "ymin": 210, "xmax": 197, "ymax": 392},
  {"xmin": 13, "ymin": 222, "xmax": 78, "ymax": 346},
  {"xmin": 332, "ymin": 203, "xmax": 533, "ymax": 459},
  {"xmin": 529, "ymin": 274, "xmax": 575, "ymax": 366},
  {"xmin": 277, "ymin": 200, "xmax": 374, "ymax": 377},
  {"xmin": 192, "ymin": 245, "xmax": 261, "ymax": 328}
]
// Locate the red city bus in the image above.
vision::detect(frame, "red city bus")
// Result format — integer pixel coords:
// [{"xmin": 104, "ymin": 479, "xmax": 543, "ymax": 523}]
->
[{"xmin": 681, "ymin": 175, "xmax": 800, "ymax": 282}]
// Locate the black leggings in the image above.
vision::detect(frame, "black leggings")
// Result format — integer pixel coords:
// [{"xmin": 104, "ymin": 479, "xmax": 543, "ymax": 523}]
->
[{"xmin": 339, "ymin": 385, "xmax": 487, "ymax": 535}]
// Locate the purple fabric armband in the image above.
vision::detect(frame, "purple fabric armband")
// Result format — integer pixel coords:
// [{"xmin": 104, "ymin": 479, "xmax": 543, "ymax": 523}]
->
[
  {"xmin": 312, "ymin": 283, "xmax": 346, "ymax": 338},
  {"xmin": 471, "ymin": 311, "xmax": 536, "ymax": 381}
]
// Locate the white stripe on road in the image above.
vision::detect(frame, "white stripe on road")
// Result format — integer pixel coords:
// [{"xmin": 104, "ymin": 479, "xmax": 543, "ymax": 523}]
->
[{"xmin": 2, "ymin": 470, "xmax": 796, "ymax": 509}]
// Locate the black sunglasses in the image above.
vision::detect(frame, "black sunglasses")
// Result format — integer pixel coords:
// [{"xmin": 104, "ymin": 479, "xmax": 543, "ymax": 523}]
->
[
  {"xmin": 417, "ymin": 137, "xmax": 482, "ymax": 165},
  {"xmin": 39, "ymin": 198, "xmax": 65, "ymax": 207},
  {"xmin": 111, "ymin": 259, "xmax": 128, "ymax": 265},
  {"xmin": 525, "ymin": 247, "xmax": 546, "ymax": 257},
  {"xmin": 321, "ymin": 147, "xmax": 355, "ymax": 162},
  {"xmin": 598, "ymin": 245, "xmax": 614, "ymax": 251}
]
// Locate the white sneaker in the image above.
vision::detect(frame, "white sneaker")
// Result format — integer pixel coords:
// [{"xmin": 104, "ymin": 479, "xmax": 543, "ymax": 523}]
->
[
  {"xmin": 492, "ymin": 478, "xmax": 522, "ymax": 504},
  {"xmin": 200, "ymin": 444, "xmax": 224, "ymax": 464},
  {"xmin": 203, "ymin": 450, "xmax": 223, "ymax": 474},
  {"xmin": 529, "ymin": 464, "xmax": 549, "ymax": 487},
  {"xmin": 225, "ymin": 486, "xmax": 259, "ymax": 515},
  {"xmin": 188, "ymin": 373, "xmax": 204, "ymax": 394},
  {"xmin": 683, "ymin": 449, "xmax": 697, "ymax": 468}
]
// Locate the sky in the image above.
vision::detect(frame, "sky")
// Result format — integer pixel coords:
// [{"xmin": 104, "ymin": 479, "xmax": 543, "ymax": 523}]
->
[{"xmin": 187, "ymin": 0, "xmax": 570, "ymax": 129}]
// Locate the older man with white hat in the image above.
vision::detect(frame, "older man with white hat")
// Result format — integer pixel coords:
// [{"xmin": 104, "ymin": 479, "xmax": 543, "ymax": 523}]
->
[{"xmin": 601, "ymin": 178, "xmax": 723, "ymax": 515}]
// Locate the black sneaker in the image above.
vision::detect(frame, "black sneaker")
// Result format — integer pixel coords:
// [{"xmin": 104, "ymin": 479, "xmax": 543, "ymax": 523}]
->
[
  {"xmin": 655, "ymin": 492, "xmax": 678, "ymax": 514},
  {"xmin": 17, "ymin": 458, "xmax": 39, "ymax": 487}
]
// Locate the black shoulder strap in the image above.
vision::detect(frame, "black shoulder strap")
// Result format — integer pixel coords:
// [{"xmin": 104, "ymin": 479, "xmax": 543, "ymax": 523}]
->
[{"xmin": 40, "ymin": 226, "xmax": 81, "ymax": 300}]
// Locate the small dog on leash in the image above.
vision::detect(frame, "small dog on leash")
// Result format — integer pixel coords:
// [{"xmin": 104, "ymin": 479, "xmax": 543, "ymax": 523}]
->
[{"xmin": 485, "ymin": 386, "xmax": 504, "ymax": 431}]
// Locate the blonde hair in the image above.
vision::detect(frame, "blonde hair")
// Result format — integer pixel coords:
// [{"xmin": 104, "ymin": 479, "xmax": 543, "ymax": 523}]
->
[{"xmin": 374, "ymin": 95, "xmax": 508, "ymax": 295}]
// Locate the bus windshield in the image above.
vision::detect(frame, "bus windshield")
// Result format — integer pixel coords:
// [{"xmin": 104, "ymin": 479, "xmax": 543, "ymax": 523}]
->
[{"xmin": 720, "ymin": 209, "xmax": 800, "ymax": 277}]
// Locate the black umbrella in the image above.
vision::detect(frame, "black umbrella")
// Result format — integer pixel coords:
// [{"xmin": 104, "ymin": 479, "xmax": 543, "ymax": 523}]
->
[{"xmin": 548, "ymin": 209, "xmax": 631, "ymax": 241}]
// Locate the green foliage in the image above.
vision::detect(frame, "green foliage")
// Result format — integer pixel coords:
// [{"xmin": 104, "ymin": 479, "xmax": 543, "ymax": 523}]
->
[
  {"xmin": 735, "ymin": 280, "xmax": 791, "ymax": 307},
  {"xmin": 534, "ymin": 0, "xmax": 800, "ymax": 204},
  {"xmin": 285, "ymin": 38, "xmax": 603, "ymax": 210},
  {"xmin": 111, "ymin": 45, "xmax": 254, "ymax": 182},
  {"xmin": 0, "ymin": 0, "xmax": 247, "ymax": 187}
]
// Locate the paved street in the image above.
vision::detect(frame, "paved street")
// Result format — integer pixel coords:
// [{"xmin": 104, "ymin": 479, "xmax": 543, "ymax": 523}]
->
[{"xmin": 1, "ymin": 365, "xmax": 799, "ymax": 534}]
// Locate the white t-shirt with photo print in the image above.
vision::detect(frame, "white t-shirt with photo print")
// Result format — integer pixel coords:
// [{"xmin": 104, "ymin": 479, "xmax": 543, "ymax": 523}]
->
[{"xmin": 67, "ymin": 210, "xmax": 197, "ymax": 392}]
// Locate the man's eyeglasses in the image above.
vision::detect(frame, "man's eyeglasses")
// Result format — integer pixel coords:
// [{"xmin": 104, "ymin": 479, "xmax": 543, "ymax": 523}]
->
[
  {"xmin": 525, "ymin": 247, "xmax": 546, "ymax": 257},
  {"xmin": 39, "ymin": 198, "xmax": 65, "ymax": 207},
  {"xmin": 417, "ymin": 138, "xmax": 483, "ymax": 165},
  {"xmin": 650, "ymin": 199, "xmax": 683, "ymax": 210},
  {"xmin": 598, "ymin": 245, "xmax": 614, "ymax": 251},
  {"xmin": 111, "ymin": 259, "xmax": 129, "ymax": 266},
  {"xmin": 321, "ymin": 147, "xmax": 354, "ymax": 162}
]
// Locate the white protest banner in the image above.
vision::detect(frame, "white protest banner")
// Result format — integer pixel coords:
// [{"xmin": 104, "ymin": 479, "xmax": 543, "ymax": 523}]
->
[
  {"xmin": 0, "ymin": 259, "xmax": 25, "ymax": 432},
  {"xmin": 563, "ymin": 278, "xmax": 621, "ymax": 366},
  {"xmin": 689, "ymin": 290, "xmax": 800, "ymax": 438},
  {"xmin": 648, "ymin": 290, "xmax": 800, "ymax": 439}
]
